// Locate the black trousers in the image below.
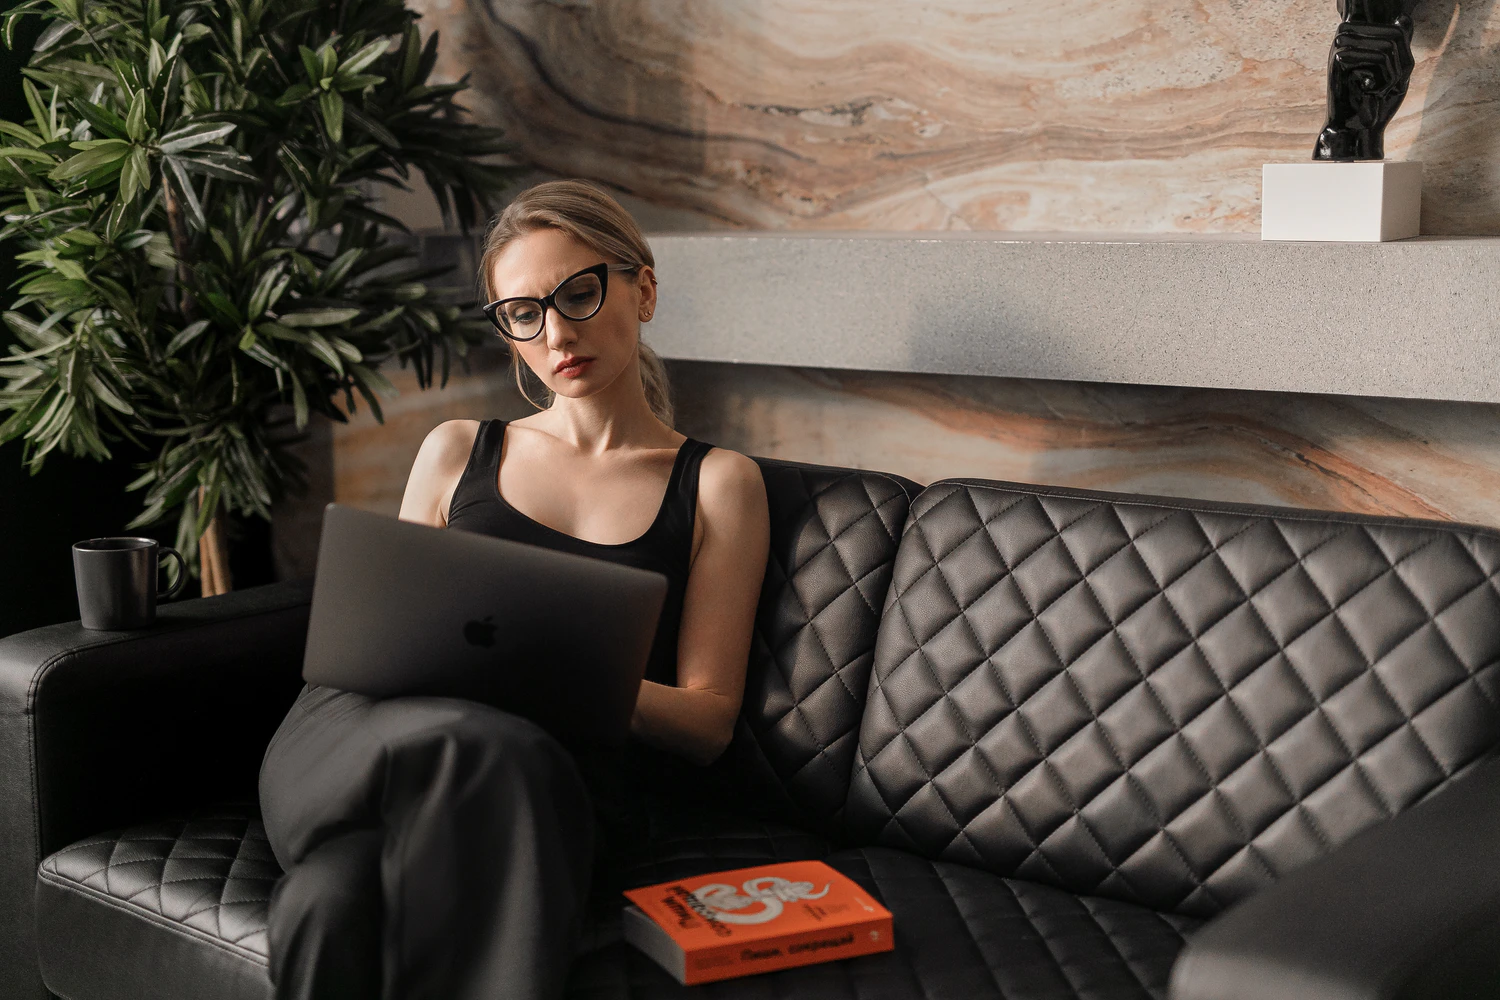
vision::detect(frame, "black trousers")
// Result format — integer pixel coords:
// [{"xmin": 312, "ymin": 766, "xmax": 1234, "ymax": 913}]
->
[{"xmin": 258, "ymin": 685, "xmax": 596, "ymax": 1000}]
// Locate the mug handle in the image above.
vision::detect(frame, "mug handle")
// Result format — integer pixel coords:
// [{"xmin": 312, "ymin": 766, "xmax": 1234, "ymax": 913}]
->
[{"xmin": 158, "ymin": 546, "xmax": 187, "ymax": 600}]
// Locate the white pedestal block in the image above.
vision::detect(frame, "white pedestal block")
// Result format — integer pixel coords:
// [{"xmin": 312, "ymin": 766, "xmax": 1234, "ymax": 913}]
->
[{"xmin": 1261, "ymin": 161, "xmax": 1422, "ymax": 242}]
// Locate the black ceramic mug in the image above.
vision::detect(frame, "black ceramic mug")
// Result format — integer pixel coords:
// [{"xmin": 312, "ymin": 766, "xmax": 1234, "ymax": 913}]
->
[{"xmin": 72, "ymin": 537, "xmax": 187, "ymax": 630}]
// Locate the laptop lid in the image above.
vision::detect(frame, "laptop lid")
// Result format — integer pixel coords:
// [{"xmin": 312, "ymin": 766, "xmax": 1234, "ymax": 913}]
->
[{"xmin": 302, "ymin": 504, "xmax": 668, "ymax": 746}]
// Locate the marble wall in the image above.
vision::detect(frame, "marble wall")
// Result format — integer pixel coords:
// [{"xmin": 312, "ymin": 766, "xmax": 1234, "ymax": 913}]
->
[
  {"xmin": 273, "ymin": 0, "xmax": 1500, "ymax": 575},
  {"xmin": 308, "ymin": 354, "xmax": 1500, "ymax": 547},
  {"xmin": 416, "ymin": 0, "xmax": 1500, "ymax": 233}
]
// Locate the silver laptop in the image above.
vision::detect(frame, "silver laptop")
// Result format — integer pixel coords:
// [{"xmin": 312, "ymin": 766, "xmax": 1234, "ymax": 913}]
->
[{"xmin": 302, "ymin": 503, "xmax": 667, "ymax": 747}]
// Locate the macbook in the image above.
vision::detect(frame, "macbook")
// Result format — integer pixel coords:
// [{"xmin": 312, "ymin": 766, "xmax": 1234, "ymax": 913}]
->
[{"xmin": 302, "ymin": 503, "xmax": 667, "ymax": 746}]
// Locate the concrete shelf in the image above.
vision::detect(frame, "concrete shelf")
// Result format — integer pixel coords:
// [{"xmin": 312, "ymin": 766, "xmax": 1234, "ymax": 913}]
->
[{"xmin": 642, "ymin": 232, "xmax": 1500, "ymax": 404}]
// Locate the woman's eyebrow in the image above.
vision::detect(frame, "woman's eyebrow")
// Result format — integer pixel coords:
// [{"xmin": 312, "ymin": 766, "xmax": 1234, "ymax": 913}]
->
[{"xmin": 491, "ymin": 269, "xmax": 578, "ymax": 301}]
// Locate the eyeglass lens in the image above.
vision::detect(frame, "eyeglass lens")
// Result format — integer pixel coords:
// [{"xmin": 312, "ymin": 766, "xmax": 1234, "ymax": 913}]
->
[{"xmin": 497, "ymin": 271, "xmax": 605, "ymax": 339}]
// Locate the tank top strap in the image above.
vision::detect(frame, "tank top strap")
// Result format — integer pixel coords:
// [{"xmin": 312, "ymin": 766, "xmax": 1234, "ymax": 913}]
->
[
  {"xmin": 662, "ymin": 438, "xmax": 713, "ymax": 541},
  {"xmin": 448, "ymin": 418, "xmax": 505, "ymax": 520}
]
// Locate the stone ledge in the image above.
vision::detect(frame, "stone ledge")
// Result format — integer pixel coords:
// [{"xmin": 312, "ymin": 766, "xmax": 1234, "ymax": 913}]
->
[{"xmin": 642, "ymin": 233, "xmax": 1500, "ymax": 404}]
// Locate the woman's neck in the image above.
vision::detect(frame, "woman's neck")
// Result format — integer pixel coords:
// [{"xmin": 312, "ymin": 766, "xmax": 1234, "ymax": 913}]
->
[{"xmin": 528, "ymin": 358, "xmax": 676, "ymax": 455}]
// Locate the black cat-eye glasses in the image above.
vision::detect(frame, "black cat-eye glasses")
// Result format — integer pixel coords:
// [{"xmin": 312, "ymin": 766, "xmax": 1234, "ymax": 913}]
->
[{"xmin": 482, "ymin": 262, "xmax": 638, "ymax": 342}]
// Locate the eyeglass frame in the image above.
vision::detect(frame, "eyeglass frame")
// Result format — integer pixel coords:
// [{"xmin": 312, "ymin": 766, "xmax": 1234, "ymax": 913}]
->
[{"xmin": 481, "ymin": 262, "xmax": 640, "ymax": 342}]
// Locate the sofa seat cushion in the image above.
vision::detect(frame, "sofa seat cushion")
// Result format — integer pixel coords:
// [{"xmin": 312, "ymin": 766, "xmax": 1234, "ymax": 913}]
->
[
  {"xmin": 566, "ymin": 846, "xmax": 1201, "ymax": 999},
  {"xmin": 35, "ymin": 809, "xmax": 275, "ymax": 1000}
]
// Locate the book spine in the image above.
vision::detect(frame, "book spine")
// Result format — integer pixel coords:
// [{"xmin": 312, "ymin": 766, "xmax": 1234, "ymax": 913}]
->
[{"xmin": 683, "ymin": 915, "xmax": 895, "ymax": 985}]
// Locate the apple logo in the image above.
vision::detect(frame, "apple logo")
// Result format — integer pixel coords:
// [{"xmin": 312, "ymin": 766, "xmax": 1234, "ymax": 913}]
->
[{"xmin": 463, "ymin": 614, "xmax": 497, "ymax": 648}]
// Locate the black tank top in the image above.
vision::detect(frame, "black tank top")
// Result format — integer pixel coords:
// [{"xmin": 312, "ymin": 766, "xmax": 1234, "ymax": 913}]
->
[{"xmin": 445, "ymin": 418, "xmax": 713, "ymax": 686}]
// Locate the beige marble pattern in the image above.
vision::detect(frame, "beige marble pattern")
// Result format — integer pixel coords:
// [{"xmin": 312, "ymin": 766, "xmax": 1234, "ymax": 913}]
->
[
  {"xmin": 295, "ymin": 355, "xmax": 1500, "ymax": 540},
  {"xmin": 412, "ymin": 0, "xmax": 1500, "ymax": 233},
  {"xmin": 667, "ymin": 361, "xmax": 1500, "ymax": 527}
]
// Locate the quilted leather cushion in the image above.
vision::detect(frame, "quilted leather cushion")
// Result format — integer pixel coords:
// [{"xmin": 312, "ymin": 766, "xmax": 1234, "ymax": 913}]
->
[
  {"xmin": 713, "ymin": 459, "xmax": 918, "ymax": 834},
  {"xmin": 35, "ymin": 809, "xmax": 275, "ymax": 1000},
  {"xmin": 849, "ymin": 480, "xmax": 1500, "ymax": 918},
  {"xmin": 567, "ymin": 846, "xmax": 1198, "ymax": 999}
]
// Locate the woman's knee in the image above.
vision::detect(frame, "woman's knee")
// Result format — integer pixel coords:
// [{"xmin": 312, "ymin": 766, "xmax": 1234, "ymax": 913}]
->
[{"xmin": 374, "ymin": 697, "xmax": 584, "ymax": 796}]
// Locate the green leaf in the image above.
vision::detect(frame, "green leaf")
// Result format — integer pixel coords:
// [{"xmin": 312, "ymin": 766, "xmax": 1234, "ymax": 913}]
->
[
  {"xmin": 67, "ymin": 98, "xmax": 128, "ymax": 140},
  {"xmin": 199, "ymin": 290, "xmax": 242, "ymax": 326},
  {"xmin": 125, "ymin": 91, "xmax": 147, "ymax": 142},
  {"xmin": 162, "ymin": 155, "xmax": 207, "ymax": 231},
  {"xmin": 318, "ymin": 89, "xmax": 344, "ymax": 144},
  {"xmin": 276, "ymin": 82, "xmax": 313, "ymax": 106},
  {"xmin": 164, "ymin": 319, "xmax": 209, "ymax": 356},
  {"xmin": 246, "ymin": 267, "xmax": 285, "ymax": 319},
  {"xmin": 174, "ymin": 148, "xmax": 257, "ymax": 183},
  {"xmin": 118, "ymin": 146, "xmax": 149, "ymax": 202},
  {"xmin": 334, "ymin": 73, "xmax": 385, "ymax": 93},
  {"xmin": 304, "ymin": 330, "xmax": 344, "ymax": 374},
  {"xmin": 339, "ymin": 37, "xmax": 390, "ymax": 78},
  {"xmin": 86, "ymin": 372, "xmax": 133, "ymax": 414},
  {"xmin": 343, "ymin": 105, "xmax": 399, "ymax": 148},
  {"xmin": 4, "ymin": 310, "xmax": 63, "ymax": 349},
  {"xmin": 299, "ymin": 45, "xmax": 321, "ymax": 85},
  {"xmin": 53, "ymin": 258, "xmax": 86, "ymax": 281},
  {"xmin": 45, "ymin": 0, "xmax": 80, "ymax": 23},
  {"xmin": 289, "ymin": 370, "xmax": 308, "ymax": 429},
  {"xmin": 146, "ymin": 38, "xmax": 166, "ymax": 83},
  {"xmin": 319, "ymin": 43, "xmax": 338, "ymax": 80},
  {"xmin": 278, "ymin": 308, "xmax": 360, "ymax": 327},
  {"xmin": 237, "ymin": 327, "xmax": 257, "ymax": 351},
  {"xmin": 157, "ymin": 121, "xmax": 236, "ymax": 154},
  {"xmin": 328, "ymin": 336, "xmax": 362, "ymax": 363},
  {"xmin": 143, "ymin": 231, "xmax": 175, "ymax": 269},
  {"xmin": 118, "ymin": 229, "xmax": 155, "ymax": 250},
  {"xmin": 0, "ymin": 146, "xmax": 53, "ymax": 162},
  {"xmin": 319, "ymin": 248, "xmax": 363, "ymax": 290},
  {"xmin": 32, "ymin": 17, "xmax": 74, "ymax": 52},
  {"xmin": 49, "ymin": 140, "xmax": 129, "ymax": 182},
  {"xmin": 350, "ymin": 363, "xmax": 396, "ymax": 398},
  {"xmin": 399, "ymin": 24, "xmax": 422, "ymax": 90},
  {"xmin": 0, "ymin": 121, "xmax": 45, "ymax": 147},
  {"xmin": 22, "ymin": 80, "xmax": 51, "ymax": 141}
]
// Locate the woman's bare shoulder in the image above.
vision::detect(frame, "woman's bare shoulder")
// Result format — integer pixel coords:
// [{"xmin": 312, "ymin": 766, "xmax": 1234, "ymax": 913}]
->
[
  {"xmin": 399, "ymin": 419, "xmax": 483, "ymax": 525},
  {"xmin": 697, "ymin": 447, "xmax": 767, "ymax": 521},
  {"xmin": 416, "ymin": 419, "xmax": 482, "ymax": 470}
]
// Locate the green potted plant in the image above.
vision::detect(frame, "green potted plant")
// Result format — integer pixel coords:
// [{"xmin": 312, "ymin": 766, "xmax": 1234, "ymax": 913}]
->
[{"xmin": 0, "ymin": 0, "xmax": 518, "ymax": 593}]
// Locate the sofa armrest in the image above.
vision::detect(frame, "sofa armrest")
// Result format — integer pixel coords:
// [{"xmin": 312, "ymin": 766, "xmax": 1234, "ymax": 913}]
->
[
  {"xmin": 0, "ymin": 578, "xmax": 311, "ymax": 1000},
  {"xmin": 1170, "ymin": 757, "xmax": 1500, "ymax": 1000}
]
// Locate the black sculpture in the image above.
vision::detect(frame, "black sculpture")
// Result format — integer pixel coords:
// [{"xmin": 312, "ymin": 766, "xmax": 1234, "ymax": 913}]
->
[{"xmin": 1314, "ymin": 0, "xmax": 1418, "ymax": 161}]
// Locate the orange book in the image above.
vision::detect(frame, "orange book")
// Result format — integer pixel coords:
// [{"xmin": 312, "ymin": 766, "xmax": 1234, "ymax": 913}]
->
[{"xmin": 621, "ymin": 860, "xmax": 894, "ymax": 985}]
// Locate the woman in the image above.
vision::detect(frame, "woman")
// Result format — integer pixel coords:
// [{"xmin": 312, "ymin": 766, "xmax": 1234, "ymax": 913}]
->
[{"xmin": 258, "ymin": 180, "xmax": 771, "ymax": 1000}]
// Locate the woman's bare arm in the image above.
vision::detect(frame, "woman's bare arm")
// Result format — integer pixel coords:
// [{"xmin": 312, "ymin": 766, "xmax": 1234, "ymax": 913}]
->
[
  {"xmin": 398, "ymin": 419, "xmax": 480, "ymax": 527},
  {"xmin": 629, "ymin": 449, "xmax": 770, "ymax": 765}
]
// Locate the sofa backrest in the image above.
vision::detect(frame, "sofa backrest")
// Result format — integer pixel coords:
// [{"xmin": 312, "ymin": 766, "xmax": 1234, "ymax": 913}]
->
[
  {"xmin": 714, "ymin": 458, "xmax": 919, "ymax": 835},
  {"xmin": 846, "ymin": 479, "xmax": 1500, "ymax": 918}
]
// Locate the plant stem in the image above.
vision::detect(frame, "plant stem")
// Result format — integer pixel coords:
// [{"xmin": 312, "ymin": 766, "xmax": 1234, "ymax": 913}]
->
[
  {"xmin": 197, "ymin": 483, "xmax": 232, "ymax": 596},
  {"xmin": 162, "ymin": 175, "xmax": 197, "ymax": 320}
]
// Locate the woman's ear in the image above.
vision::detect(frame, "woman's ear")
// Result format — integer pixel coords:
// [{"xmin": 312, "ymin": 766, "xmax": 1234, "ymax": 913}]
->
[{"xmin": 637, "ymin": 266, "xmax": 657, "ymax": 322}]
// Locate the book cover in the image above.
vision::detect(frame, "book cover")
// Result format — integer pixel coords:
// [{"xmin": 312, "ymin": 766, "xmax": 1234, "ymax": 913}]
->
[{"xmin": 621, "ymin": 860, "xmax": 894, "ymax": 985}]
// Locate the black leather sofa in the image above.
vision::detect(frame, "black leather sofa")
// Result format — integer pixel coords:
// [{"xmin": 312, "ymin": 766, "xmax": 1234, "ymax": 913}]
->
[{"xmin": 5, "ymin": 458, "xmax": 1500, "ymax": 1000}]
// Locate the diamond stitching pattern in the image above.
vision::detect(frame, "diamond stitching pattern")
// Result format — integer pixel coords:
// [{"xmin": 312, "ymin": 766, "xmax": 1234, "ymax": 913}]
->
[
  {"xmin": 41, "ymin": 809, "xmax": 277, "ymax": 960},
  {"xmin": 849, "ymin": 481, "xmax": 1500, "ymax": 917},
  {"xmin": 718, "ymin": 460, "xmax": 917, "ymax": 832}
]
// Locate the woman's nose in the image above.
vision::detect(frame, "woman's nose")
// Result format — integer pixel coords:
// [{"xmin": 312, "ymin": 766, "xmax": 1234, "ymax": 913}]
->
[{"xmin": 543, "ymin": 309, "xmax": 578, "ymax": 350}]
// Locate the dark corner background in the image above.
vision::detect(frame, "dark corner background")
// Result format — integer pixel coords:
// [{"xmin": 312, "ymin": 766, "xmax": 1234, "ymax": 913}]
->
[{"xmin": 0, "ymin": 4, "xmax": 274, "ymax": 638}]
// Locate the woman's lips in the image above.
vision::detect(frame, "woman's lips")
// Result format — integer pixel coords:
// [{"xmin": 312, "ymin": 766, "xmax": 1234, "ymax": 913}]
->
[{"xmin": 554, "ymin": 356, "xmax": 594, "ymax": 378}]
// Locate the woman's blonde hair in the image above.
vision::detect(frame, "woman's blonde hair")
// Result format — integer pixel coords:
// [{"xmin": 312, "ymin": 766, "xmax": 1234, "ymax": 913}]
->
[{"xmin": 478, "ymin": 180, "xmax": 673, "ymax": 426}]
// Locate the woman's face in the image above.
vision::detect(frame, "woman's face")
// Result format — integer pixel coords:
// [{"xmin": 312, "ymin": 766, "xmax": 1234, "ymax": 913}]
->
[{"xmin": 487, "ymin": 227, "xmax": 656, "ymax": 404}]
